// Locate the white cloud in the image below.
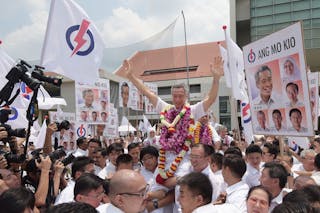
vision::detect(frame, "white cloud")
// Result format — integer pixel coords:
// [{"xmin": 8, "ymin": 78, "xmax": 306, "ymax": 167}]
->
[{"xmin": 4, "ymin": 10, "xmax": 48, "ymax": 60}]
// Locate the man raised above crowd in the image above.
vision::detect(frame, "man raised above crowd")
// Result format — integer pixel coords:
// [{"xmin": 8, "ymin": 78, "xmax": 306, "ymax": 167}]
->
[{"xmin": 122, "ymin": 57, "xmax": 224, "ymax": 185}]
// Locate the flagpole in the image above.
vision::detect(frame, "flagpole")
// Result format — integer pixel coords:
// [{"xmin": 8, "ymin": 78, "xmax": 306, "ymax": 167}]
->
[
  {"xmin": 40, "ymin": 0, "xmax": 56, "ymax": 65},
  {"xmin": 223, "ymin": 26, "xmax": 241, "ymax": 141},
  {"xmin": 181, "ymin": 10, "xmax": 190, "ymax": 102}
]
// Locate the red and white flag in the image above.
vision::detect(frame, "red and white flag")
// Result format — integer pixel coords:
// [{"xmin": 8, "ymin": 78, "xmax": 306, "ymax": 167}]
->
[{"xmin": 41, "ymin": 0, "xmax": 104, "ymax": 84}]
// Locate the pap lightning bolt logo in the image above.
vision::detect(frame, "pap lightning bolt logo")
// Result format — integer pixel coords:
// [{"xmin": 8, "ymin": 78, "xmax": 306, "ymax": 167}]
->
[
  {"xmin": 71, "ymin": 20, "xmax": 90, "ymax": 56},
  {"xmin": 65, "ymin": 19, "xmax": 95, "ymax": 56}
]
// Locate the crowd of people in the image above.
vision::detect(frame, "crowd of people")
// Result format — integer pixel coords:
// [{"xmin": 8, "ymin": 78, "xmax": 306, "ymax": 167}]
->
[{"xmin": 0, "ymin": 57, "xmax": 319, "ymax": 213}]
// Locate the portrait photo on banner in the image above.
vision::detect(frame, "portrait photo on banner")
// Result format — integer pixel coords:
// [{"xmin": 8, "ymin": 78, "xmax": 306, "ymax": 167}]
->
[{"xmin": 243, "ymin": 22, "xmax": 313, "ymax": 137}]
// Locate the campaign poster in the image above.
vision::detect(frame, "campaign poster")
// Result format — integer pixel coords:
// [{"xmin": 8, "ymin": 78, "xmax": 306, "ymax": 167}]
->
[
  {"xmin": 119, "ymin": 81, "xmax": 142, "ymax": 110},
  {"xmin": 308, "ymin": 72, "xmax": 319, "ymax": 130},
  {"xmin": 106, "ymin": 103, "xmax": 119, "ymax": 138},
  {"xmin": 243, "ymin": 22, "xmax": 313, "ymax": 137},
  {"xmin": 144, "ymin": 82, "xmax": 158, "ymax": 114},
  {"xmin": 75, "ymin": 79, "xmax": 110, "ymax": 124},
  {"xmin": 49, "ymin": 111, "xmax": 76, "ymax": 151}
]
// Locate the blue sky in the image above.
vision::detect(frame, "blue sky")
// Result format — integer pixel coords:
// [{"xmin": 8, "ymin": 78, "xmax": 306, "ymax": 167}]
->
[{"xmin": 0, "ymin": 0, "xmax": 229, "ymax": 61}]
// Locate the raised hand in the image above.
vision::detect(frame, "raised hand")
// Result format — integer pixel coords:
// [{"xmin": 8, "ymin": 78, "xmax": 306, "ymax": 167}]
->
[
  {"xmin": 210, "ymin": 56, "xmax": 224, "ymax": 79},
  {"xmin": 123, "ymin": 59, "xmax": 133, "ymax": 79}
]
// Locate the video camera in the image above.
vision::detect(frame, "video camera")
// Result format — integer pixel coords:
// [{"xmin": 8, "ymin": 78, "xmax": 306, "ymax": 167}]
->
[
  {"xmin": 0, "ymin": 60, "xmax": 62, "ymax": 106},
  {"xmin": 55, "ymin": 120, "xmax": 71, "ymax": 132},
  {"xmin": 33, "ymin": 148, "xmax": 75, "ymax": 166}
]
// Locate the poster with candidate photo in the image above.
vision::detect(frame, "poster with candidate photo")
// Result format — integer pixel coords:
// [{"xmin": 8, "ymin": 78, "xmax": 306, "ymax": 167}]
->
[
  {"xmin": 49, "ymin": 111, "xmax": 76, "ymax": 151},
  {"xmin": 75, "ymin": 79, "xmax": 110, "ymax": 124},
  {"xmin": 119, "ymin": 81, "xmax": 142, "ymax": 110},
  {"xmin": 106, "ymin": 103, "xmax": 118, "ymax": 138},
  {"xmin": 144, "ymin": 82, "xmax": 158, "ymax": 114},
  {"xmin": 243, "ymin": 22, "xmax": 313, "ymax": 136},
  {"xmin": 308, "ymin": 72, "xmax": 319, "ymax": 130}
]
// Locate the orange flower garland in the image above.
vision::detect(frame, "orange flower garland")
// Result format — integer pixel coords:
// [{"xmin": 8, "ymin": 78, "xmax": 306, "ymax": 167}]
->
[
  {"xmin": 156, "ymin": 104, "xmax": 195, "ymax": 184},
  {"xmin": 194, "ymin": 121, "xmax": 213, "ymax": 145}
]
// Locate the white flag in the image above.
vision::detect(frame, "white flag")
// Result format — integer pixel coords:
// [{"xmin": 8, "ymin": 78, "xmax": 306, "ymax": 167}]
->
[
  {"xmin": 41, "ymin": 0, "xmax": 104, "ymax": 84},
  {"xmin": 218, "ymin": 44, "xmax": 232, "ymax": 88},
  {"xmin": 143, "ymin": 114, "xmax": 152, "ymax": 131},
  {"xmin": 224, "ymin": 32, "xmax": 247, "ymax": 101},
  {"xmin": 240, "ymin": 97, "xmax": 254, "ymax": 144},
  {"xmin": 34, "ymin": 119, "xmax": 47, "ymax": 149}
]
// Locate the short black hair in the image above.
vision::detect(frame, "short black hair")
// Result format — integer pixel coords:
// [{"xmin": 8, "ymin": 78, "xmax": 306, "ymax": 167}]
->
[
  {"xmin": 286, "ymin": 82, "xmax": 299, "ymax": 93},
  {"xmin": 76, "ymin": 136, "xmax": 87, "ymax": 147},
  {"xmin": 48, "ymin": 202, "xmax": 98, "ymax": 213},
  {"xmin": 263, "ymin": 143, "xmax": 279, "ymax": 159},
  {"xmin": 263, "ymin": 162, "xmax": 288, "ymax": 189},
  {"xmin": 222, "ymin": 154, "xmax": 246, "ymax": 179},
  {"xmin": 74, "ymin": 173, "xmax": 104, "ymax": 198},
  {"xmin": 106, "ymin": 143, "xmax": 124, "ymax": 156},
  {"xmin": 191, "ymin": 143, "xmax": 215, "ymax": 156},
  {"xmin": 93, "ymin": 147, "xmax": 108, "ymax": 157},
  {"xmin": 116, "ymin": 154, "xmax": 133, "ymax": 167},
  {"xmin": 272, "ymin": 202, "xmax": 312, "ymax": 213},
  {"xmin": 224, "ymin": 146, "xmax": 243, "ymax": 158},
  {"xmin": 128, "ymin": 142, "xmax": 140, "ymax": 152},
  {"xmin": 210, "ymin": 153, "xmax": 223, "ymax": 170},
  {"xmin": 88, "ymin": 138, "xmax": 102, "ymax": 147},
  {"xmin": 289, "ymin": 108, "xmax": 302, "ymax": 117},
  {"xmin": 71, "ymin": 156, "xmax": 94, "ymax": 179},
  {"xmin": 140, "ymin": 146, "xmax": 159, "ymax": 161},
  {"xmin": 0, "ymin": 187, "xmax": 35, "ymax": 212},
  {"xmin": 245, "ymin": 144, "xmax": 262, "ymax": 155},
  {"xmin": 121, "ymin": 82, "xmax": 129, "ymax": 93},
  {"xmin": 178, "ymin": 172, "xmax": 212, "ymax": 204}
]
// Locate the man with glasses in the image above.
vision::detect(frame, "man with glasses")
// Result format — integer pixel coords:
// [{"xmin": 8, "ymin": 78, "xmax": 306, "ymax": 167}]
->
[
  {"xmin": 74, "ymin": 173, "xmax": 104, "ymax": 208},
  {"xmin": 97, "ymin": 169, "xmax": 148, "ymax": 213}
]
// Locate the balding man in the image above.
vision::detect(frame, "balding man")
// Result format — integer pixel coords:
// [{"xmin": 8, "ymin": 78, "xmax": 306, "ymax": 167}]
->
[{"xmin": 97, "ymin": 169, "xmax": 148, "ymax": 213}]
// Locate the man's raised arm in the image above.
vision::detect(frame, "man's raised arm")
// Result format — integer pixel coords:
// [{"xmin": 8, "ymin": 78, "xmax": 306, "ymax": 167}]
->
[
  {"xmin": 123, "ymin": 60, "xmax": 158, "ymax": 107},
  {"xmin": 203, "ymin": 56, "xmax": 224, "ymax": 112}
]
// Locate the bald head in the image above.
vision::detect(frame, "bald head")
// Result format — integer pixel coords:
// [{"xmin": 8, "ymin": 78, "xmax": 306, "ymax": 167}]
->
[{"xmin": 109, "ymin": 169, "xmax": 145, "ymax": 196}]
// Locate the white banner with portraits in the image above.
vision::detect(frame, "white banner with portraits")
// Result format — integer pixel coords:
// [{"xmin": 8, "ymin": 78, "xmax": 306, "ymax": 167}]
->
[
  {"xmin": 144, "ymin": 82, "xmax": 158, "ymax": 114},
  {"xmin": 308, "ymin": 72, "xmax": 319, "ymax": 130},
  {"xmin": 49, "ymin": 111, "xmax": 76, "ymax": 150},
  {"xmin": 243, "ymin": 22, "xmax": 313, "ymax": 136},
  {"xmin": 119, "ymin": 81, "xmax": 143, "ymax": 111},
  {"xmin": 75, "ymin": 79, "xmax": 110, "ymax": 124},
  {"xmin": 106, "ymin": 103, "xmax": 118, "ymax": 138}
]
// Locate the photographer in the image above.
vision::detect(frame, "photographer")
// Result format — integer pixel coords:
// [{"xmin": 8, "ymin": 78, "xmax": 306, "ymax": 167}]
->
[
  {"xmin": 23, "ymin": 155, "xmax": 53, "ymax": 209},
  {"xmin": 0, "ymin": 127, "xmax": 8, "ymax": 142}
]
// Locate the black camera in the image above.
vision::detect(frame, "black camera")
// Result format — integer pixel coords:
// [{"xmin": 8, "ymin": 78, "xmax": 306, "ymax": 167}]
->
[
  {"xmin": 0, "ymin": 108, "xmax": 26, "ymax": 141},
  {"xmin": 0, "ymin": 150, "xmax": 26, "ymax": 166},
  {"xmin": 55, "ymin": 120, "xmax": 71, "ymax": 131},
  {"xmin": 31, "ymin": 65, "xmax": 62, "ymax": 87}
]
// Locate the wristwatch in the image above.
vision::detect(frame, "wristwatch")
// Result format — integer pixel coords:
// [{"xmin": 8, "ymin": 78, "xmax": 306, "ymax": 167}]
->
[{"xmin": 153, "ymin": 200, "xmax": 159, "ymax": 209}]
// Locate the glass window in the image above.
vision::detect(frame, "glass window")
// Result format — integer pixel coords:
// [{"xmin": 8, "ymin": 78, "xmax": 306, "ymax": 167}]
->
[
  {"xmin": 312, "ymin": 38, "xmax": 320, "ymax": 48},
  {"xmin": 158, "ymin": 86, "xmax": 171, "ymax": 95},
  {"xmin": 255, "ymin": 6, "xmax": 273, "ymax": 17},
  {"xmin": 255, "ymin": 0, "xmax": 273, "ymax": 8},
  {"xmin": 219, "ymin": 96, "xmax": 231, "ymax": 114},
  {"xmin": 312, "ymin": 18, "xmax": 320, "ymax": 28},
  {"xmin": 257, "ymin": 16, "xmax": 273, "ymax": 25},
  {"xmin": 292, "ymin": 10, "xmax": 311, "ymax": 20},
  {"xmin": 274, "ymin": 4, "xmax": 291, "ymax": 14},
  {"xmin": 256, "ymin": 25, "xmax": 273, "ymax": 35},
  {"xmin": 293, "ymin": 1, "xmax": 311, "ymax": 11},
  {"xmin": 274, "ymin": 13, "xmax": 292, "ymax": 23},
  {"xmin": 312, "ymin": 29, "xmax": 320, "ymax": 38},
  {"xmin": 303, "ymin": 19, "xmax": 312, "ymax": 28},
  {"xmin": 304, "ymin": 39, "xmax": 312, "ymax": 49},
  {"xmin": 312, "ymin": 1, "xmax": 320, "ymax": 8},
  {"xmin": 304, "ymin": 29, "xmax": 312, "ymax": 39},
  {"xmin": 274, "ymin": 0, "xmax": 291, "ymax": 4},
  {"xmin": 312, "ymin": 9, "xmax": 320, "ymax": 18},
  {"xmin": 189, "ymin": 84, "xmax": 201, "ymax": 93}
]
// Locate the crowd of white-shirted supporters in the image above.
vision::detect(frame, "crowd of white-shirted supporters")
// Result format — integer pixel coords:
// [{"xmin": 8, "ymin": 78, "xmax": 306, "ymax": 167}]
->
[{"xmin": 0, "ymin": 123, "xmax": 320, "ymax": 213}]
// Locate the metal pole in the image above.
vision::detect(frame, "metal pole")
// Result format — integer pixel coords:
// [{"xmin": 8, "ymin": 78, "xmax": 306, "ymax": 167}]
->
[{"xmin": 182, "ymin": 10, "xmax": 190, "ymax": 102}]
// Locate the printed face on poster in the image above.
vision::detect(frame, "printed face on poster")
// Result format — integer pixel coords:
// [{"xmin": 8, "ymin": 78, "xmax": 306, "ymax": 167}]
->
[
  {"xmin": 243, "ymin": 22, "xmax": 313, "ymax": 136},
  {"xmin": 49, "ymin": 111, "xmax": 76, "ymax": 151},
  {"xmin": 76, "ymin": 79, "xmax": 110, "ymax": 124},
  {"xmin": 119, "ymin": 81, "xmax": 142, "ymax": 110},
  {"xmin": 308, "ymin": 72, "xmax": 319, "ymax": 130},
  {"xmin": 144, "ymin": 82, "xmax": 158, "ymax": 114}
]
